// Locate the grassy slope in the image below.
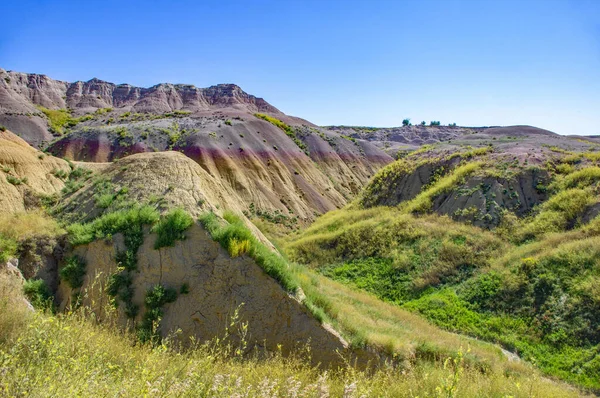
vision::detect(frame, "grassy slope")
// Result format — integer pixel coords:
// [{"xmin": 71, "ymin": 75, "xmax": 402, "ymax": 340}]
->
[
  {"xmin": 283, "ymin": 153, "xmax": 600, "ymax": 392},
  {"xmin": 0, "ymin": 251, "xmax": 583, "ymax": 397},
  {"xmin": 0, "ymin": 204, "xmax": 583, "ymax": 396},
  {"xmin": 2, "ymin": 145, "xmax": 597, "ymax": 395}
]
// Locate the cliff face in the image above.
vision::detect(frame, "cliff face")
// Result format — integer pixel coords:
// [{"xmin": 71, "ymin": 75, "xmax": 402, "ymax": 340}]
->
[
  {"xmin": 56, "ymin": 224, "xmax": 376, "ymax": 367},
  {"xmin": 0, "ymin": 69, "xmax": 280, "ymax": 115}
]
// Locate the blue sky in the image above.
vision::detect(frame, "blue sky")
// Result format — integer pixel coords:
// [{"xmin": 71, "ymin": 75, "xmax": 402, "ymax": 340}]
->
[{"xmin": 1, "ymin": 0, "xmax": 599, "ymax": 135}]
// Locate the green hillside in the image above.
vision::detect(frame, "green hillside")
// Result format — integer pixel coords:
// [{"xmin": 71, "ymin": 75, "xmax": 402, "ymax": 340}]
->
[{"xmin": 284, "ymin": 148, "xmax": 600, "ymax": 391}]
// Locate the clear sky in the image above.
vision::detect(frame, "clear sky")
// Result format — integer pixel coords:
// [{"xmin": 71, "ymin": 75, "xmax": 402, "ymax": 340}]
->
[{"xmin": 1, "ymin": 0, "xmax": 599, "ymax": 135}]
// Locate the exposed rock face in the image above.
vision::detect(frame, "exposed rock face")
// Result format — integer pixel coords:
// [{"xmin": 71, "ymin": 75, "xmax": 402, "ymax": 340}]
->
[
  {"xmin": 57, "ymin": 224, "xmax": 376, "ymax": 367},
  {"xmin": 0, "ymin": 69, "xmax": 280, "ymax": 117},
  {"xmin": 0, "ymin": 130, "xmax": 70, "ymax": 213},
  {"xmin": 55, "ymin": 135, "xmax": 390, "ymax": 224},
  {"xmin": 17, "ymin": 235, "xmax": 66, "ymax": 293}
]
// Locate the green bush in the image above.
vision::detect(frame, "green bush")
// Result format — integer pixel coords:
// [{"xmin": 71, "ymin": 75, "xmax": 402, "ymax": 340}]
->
[
  {"xmin": 138, "ymin": 284, "xmax": 178, "ymax": 343},
  {"xmin": 59, "ymin": 256, "xmax": 87, "ymax": 290},
  {"xmin": 402, "ymin": 118, "xmax": 411, "ymax": 126},
  {"xmin": 152, "ymin": 208, "xmax": 194, "ymax": 249},
  {"xmin": 0, "ymin": 235, "xmax": 17, "ymax": 263},
  {"xmin": 23, "ymin": 279, "xmax": 53, "ymax": 309}
]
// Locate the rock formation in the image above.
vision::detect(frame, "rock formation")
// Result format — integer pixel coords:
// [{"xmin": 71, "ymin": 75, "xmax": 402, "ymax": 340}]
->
[{"xmin": 56, "ymin": 224, "xmax": 376, "ymax": 367}]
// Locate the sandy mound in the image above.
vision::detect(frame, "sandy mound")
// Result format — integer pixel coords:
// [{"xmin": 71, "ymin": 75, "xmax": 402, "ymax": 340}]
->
[
  {"xmin": 0, "ymin": 130, "xmax": 70, "ymax": 213},
  {"xmin": 58, "ymin": 151, "xmax": 273, "ymax": 245}
]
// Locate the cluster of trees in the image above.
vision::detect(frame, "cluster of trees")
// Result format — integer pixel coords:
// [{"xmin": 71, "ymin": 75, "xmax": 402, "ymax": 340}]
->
[{"xmin": 402, "ymin": 118, "xmax": 455, "ymax": 127}]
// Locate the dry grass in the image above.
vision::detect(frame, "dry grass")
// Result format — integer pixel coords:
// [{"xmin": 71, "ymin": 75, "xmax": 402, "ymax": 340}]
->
[
  {"xmin": 0, "ymin": 280, "xmax": 585, "ymax": 397},
  {"xmin": 0, "ymin": 271, "xmax": 32, "ymax": 344},
  {"xmin": 0, "ymin": 210, "xmax": 64, "ymax": 241}
]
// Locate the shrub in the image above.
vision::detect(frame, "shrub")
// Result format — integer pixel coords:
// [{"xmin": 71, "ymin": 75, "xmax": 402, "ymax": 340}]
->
[
  {"xmin": 6, "ymin": 175, "xmax": 27, "ymax": 185},
  {"xmin": 59, "ymin": 256, "xmax": 87, "ymax": 290},
  {"xmin": 152, "ymin": 208, "xmax": 194, "ymax": 249},
  {"xmin": 95, "ymin": 193, "xmax": 115, "ymax": 209},
  {"xmin": 430, "ymin": 121, "xmax": 441, "ymax": 126},
  {"xmin": 0, "ymin": 125, "xmax": 6, "ymax": 132},
  {"xmin": 23, "ymin": 279, "xmax": 52, "ymax": 309},
  {"xmin": 36, "ymin": 106, "xmax": 89, "ymax": 135},
  {"xmin": 402, "ymin": 118, "xmax": 411, "ymax": 126},
  {"xmin": 138, "ymin": 284, "xmax": 178, "ymax": 343},
  {"xmin": 0, "ymin": 236, "xmax": 17, "ymax": 263}
]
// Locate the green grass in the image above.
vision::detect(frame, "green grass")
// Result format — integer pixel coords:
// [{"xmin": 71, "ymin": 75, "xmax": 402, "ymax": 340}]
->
[
  {"xmin": 285, "ymin": 205, "xmax": 600, "ymax": 391},
  {"xmin": 67, "ymin": 205, "xmax": 160, "ymax": 247},
  {"xmin": 152, "ymin": 208, "xmax": 194, "ymax": 249},
  {"xmin": 199, "ymin": 211, "xmax": 299, "ymax": 293}
]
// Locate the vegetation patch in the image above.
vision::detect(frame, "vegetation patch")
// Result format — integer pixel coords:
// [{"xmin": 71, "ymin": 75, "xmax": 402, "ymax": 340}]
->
[
  {"xmin": 152, "ymin": 208, "xmax": 194, "ymax": 249},
  {"xmin": 254, "ymin": 113, "xmax": 309, "ymax": 155},
  {"xmin": 137, "ymin": 284, "xmax": 178, "ymax": 344},
  {"xmin": 23, "ymin": 279, "xmax": 53, "ymax": 310},
  {"xmin": 6, "ymin": 175, "xmax": 28, "ymax": 186},
  {"xmin": 285, "ymin": 199, "xmax": 600, "ymax": 390},
  {"xmin": 59, "ymin": 256, "xmax": 87, "ymax": 290},
  {"xmin": 36, "ymin": 106, "xmax": 91, "ymax": 135},
  {"xmin": 199, "ymin": 211, "xmax": 298, "ymax": 293},
  {"xmin": 401, "ymin": 161, "xmax": 482, "ymax": 214}
]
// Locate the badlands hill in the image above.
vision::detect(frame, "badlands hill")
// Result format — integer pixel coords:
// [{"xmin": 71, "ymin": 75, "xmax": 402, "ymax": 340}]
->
[
  {"xmin": 0, "ymin": 68, "xmax": 392, "ymax": 223},
  {"xmin": 1, "ymin": 68, "xmax": 599, "ymax": 395}
]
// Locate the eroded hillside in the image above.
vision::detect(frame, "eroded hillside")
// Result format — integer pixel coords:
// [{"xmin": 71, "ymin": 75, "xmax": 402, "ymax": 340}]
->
[{"xmin": 0, "ymin": 69, "xmax": 392, "ymax": 223}]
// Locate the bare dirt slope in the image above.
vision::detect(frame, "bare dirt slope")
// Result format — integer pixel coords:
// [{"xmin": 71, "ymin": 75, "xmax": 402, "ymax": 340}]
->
[
  {"xmin": 0, "ymin": 130, "xmax": 70, "ymax": 213},
  {"xmin": 56, "ymin": 223, "xmax": 378, "ymax": 367}
]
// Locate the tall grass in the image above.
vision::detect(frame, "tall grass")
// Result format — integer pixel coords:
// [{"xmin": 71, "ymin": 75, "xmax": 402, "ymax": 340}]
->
[
  {"xmin": 67, "ymin": 205, "xmax": 160, "ymax": 246},
  {"xmin": 284, "ymin": 205, "xmax": 600, "ymax": 390},
  {"xmin": 0, "ymin": 269, "xmax": 584, "ymax": 397},
  {"xmin": 0, "ymin": 210, "xmax": 64, "ymax": 263}
]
